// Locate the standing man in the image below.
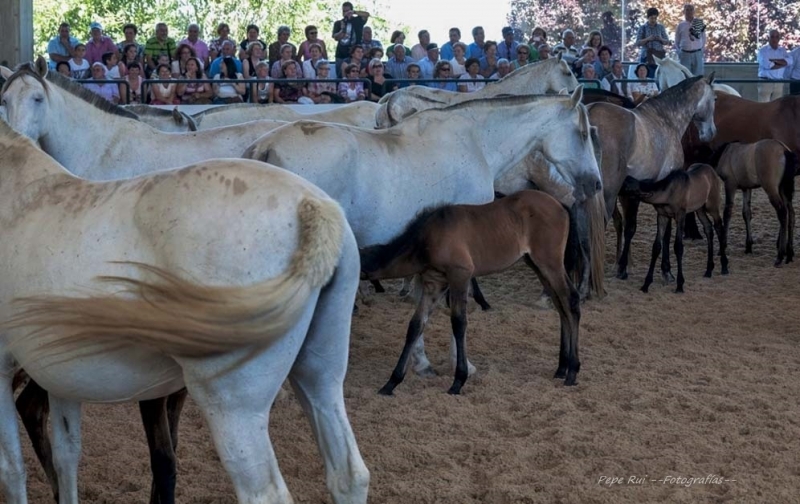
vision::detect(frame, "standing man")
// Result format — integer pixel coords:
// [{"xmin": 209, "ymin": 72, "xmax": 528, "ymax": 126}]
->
[
  {"xmin": 440, "ymin": 28, "xmax": 461, "ymax": 61},
  {"xmin": 674, "ymin": 4, "xmax": 706, "ymax": 75},
  {"xmin": 497, "ymin": 27, "xmax": 519, "ymax": 60},
  {"xmin": 757, "ymin": 30, "xmax": 792, "ymax": 102},
  {"xmin": 333, "ymin": 2, "xmax": 370, "ymax": 72},
  {"xmin": 47, "ymin": 22, "xmax": 79, "ymax": 70},
  {"xmin": 84, "ymin": 22, "xmax": 117, "ymax": 66}
]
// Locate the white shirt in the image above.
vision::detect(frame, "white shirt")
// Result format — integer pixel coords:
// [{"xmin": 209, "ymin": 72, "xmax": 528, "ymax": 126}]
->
[
  {"xmin": 786, "ymin": 47, "xmax": 800, "ymax": 80},
  {"xmin": 458, "ymin": 73, "xmax": 485, "ymax": 92},
  {"xmin": 757, "ymin": 44, "xmax": 792, "ymax": 80},
  {"xmin": 674, "ymin": 20, "xmax": 705, "ymax": 52}
]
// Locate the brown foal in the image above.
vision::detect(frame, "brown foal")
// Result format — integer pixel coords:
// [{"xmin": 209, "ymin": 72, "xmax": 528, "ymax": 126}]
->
[
  {"xmin": 360, "ymin": 190, "xmax": 581, "ymax": 394},
  {"xmin": 621, "ymin": 163, "xmax": 729, "ymax": 293}
]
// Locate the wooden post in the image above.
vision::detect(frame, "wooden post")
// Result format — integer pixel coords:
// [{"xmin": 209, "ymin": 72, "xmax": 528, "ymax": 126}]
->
[{"xmin": 0, "ymin": 0, "xmax": 34, "ymax": 67}]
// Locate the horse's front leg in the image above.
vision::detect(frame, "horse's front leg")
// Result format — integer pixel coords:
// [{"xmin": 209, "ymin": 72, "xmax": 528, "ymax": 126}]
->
[
  {"xmin": 674, "ymin": 212, "xmax": 687, "ymax": 293},
  {"xmin": 616, "ymin": 195, "xmax": 640, "ymax": 279},
  {"xmin": 697, "ymin": 210, "xmax": 715, "ymax": 277},
  {"xmin": 49, "ymin": 395, "xmax": 82, "ymax": 504},
  {"xmin": 742, "ymin": 189, "xmax": 754, "ymax": 253},
  {"xmin": 447, "ymin": 279, "xmax": 471, "ymax": 395},
  {"xmin": 642, "ymin": 215, "xmax": 667, "ymax": 293},
  {"xmin": 470, "ymin": 277, "xmax": 492, "ymax": 311},
  {"xmin": 572, "ymin": 203, "xmax": 592, "ymax": 300},
  {"xmin": 0, "ymin": 365, "xmax": 28, "ymax": 504},
  {"xmin": 660, "ymin": 219, "xmax": 674, "ymax": 284}
]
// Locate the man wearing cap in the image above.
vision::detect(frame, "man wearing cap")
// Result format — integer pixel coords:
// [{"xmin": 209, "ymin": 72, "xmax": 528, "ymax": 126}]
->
[
  {"xmin": 85, "ymin": 22, "xmax": 117, "ymax": 66},
  {"xmin": 417, "ymin": 43, "xmax": 440, "ymax": 81},
  {"xmin": 674, "ymin": 4, "xmax": 706, "ymax": 76},
  {"xmin": 47, "ymin": 22, "xmax": 80, "ymax": 70},
  {"xmin": 145, "ymin": 22, "xmax": 177, "ymax": 74},
  {"xmin": 497, "ymin": 27, "xmax": 519, "ymax": 60}
]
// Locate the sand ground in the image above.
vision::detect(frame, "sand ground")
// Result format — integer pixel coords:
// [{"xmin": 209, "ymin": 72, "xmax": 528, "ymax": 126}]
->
[{"xmin": 16, "ymin": 190, "xmax": 800, "ymax": 503}]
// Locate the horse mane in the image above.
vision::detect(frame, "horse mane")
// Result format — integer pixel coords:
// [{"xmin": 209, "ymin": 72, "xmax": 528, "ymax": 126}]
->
[
  {"xmin": 435, "ymin": 93, "xmax": 559, "ymax": 115},
  {"xmin": 123, "ymin": 104, "xmax": 182, "ymax": 118},
  {"xmin": 359, "ymin": 204, "xmax": 454, "ymax": 274},
  {"xmin": 636, "ymin": 169, "xmax": 690, "ymax": 193},
  {"xmin": 637, "ymin": 74, "xmax": 705, "ymax": 115},
  {"xmin": 192, "ymin": 102, "xmax": 255, "ymax": 118},
  {"xmin": 582, "ymin": 88, "xmax": 636, "ymax": 109},
  {"xmin": 2, "ymin": 63, "xmax": 139, "ymax": 120}
]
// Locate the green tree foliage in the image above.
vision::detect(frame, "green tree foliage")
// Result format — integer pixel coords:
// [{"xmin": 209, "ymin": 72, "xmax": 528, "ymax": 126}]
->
[
  {"xmin": 507, "ymin": 0, "xmax": 800, "ymax": 62},
  {"xmin": 34, "ymin": 0, "xmax": 392, "ymax": 57}
]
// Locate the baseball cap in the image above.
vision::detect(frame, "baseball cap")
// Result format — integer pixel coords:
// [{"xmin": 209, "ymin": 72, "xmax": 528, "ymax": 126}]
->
[{"xmin": 90, "ymin": 22, "xmax": 103, "ymax": 31}]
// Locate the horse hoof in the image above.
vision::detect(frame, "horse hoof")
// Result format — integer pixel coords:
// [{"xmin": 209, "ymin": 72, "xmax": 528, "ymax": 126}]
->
[
  {"xmin": 661, "ymin": 272, "xmax": 675, "ymax": 284},
  {"xmin": 479, "ymin": 304, "xmax": 493, "ymax": 311},
  {"xmin": 616, "ymin": 271, "xmax": 628, "ymax": 280},
  {"xmin": 564, "ymin": 376, "xmax": 578, "ymax": 386},
  {"xmin": 640, "ymin": 285, "xmax": 649, "ymax": 293},
  {"xmin": 447, "ymin": 386, "xmax": 462, "ymax": 395},
  {"xmin": 675, "ymin": 287, "xmax": 684, "ymax": 294},
  {"xmin": 722, "ymin": 268, "xmax": 730, "ymax": 275},
  {"xmin": 703, "ymin": 271, "xmax": 712, "ymax": 278},
  {"xmin": 745, "ymin": 246, "xmax": 753, "ymax": 254},
  {"xmin": 398, "ymin": 288, "xmax": 410, "ymax": 297},
  {"xmin": 377, "ymin": 385, "xmax": 395, "ymax": 396},
  {"xmin": 553, "ymin": 369, "xmax": 567, "ymax": 380},
  {"xmin": 414, "ymin": 366, "xmax": 438, "ymax": 378},
  {"xmin": 774, "ymin": 260, "xmax": 783, "ymax": 268}
]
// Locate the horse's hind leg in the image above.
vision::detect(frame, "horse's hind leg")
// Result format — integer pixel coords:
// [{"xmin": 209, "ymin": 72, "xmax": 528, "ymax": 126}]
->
[
  {"xmin": 742, "ymin": 189, "xmax": 754, "ymax": 253},
  {"xmin": 49, "ymin": 396, "xmax": 82, "ymax": 504},
  {"xmin": 660, "ymin": 219, "xmax": 674, "ymax": 284},
  {"xmin": 289, "ymin": 240, "xmax": 369, "ymax": 504},
  {"xmin": 765, "ymin": 188, "xmax": 788, "ymax": 266},
  {"xmin": 447, "ymin": 275, "xmax": 472, "ymax": 395},
  {"xmin": 140, "ymin": 395, "xmax": 178, "ymax": 504},
  {"xmin": 370, "ymin": 280, "xmax": 386, "ymax": 293},
  {"xmin": 470, "ymin": 277, "xmax": 491, "ymax": 311},
  {"xmin": 697, "ymin": 210, "xmax": 715, "ymax": 277},
  {"xmin": 616, "ymin": 195, "xmax": 640, "ymax": 279},
  {"xmin": 0, "ymin": 368, "xmax": 27, "ymax": 504},
  {"xmin": 612, "ymin": 202, "xmax": 624, "ymax": 262},
  {"xmin": 683, "ymin": 212, "xmax": 704, "ymax": 240},
  {"xmin": 382, "ymin": 276, "xmax": 447, "ymax": 395},
  {"xmin": 642, "ymin": 216, "xmax": 668, "ymax": 293},
  {"xmin": 398, "ymin": 275, "xmax": 414, "ymax": 297},
  {"xmin": 787, "ymin": 197, "xmax": 795, "ymax": 262},
  {"xmin": 16, "ymin": 379, "xmax": 58, "ymax": 502},
  {"xmin": 674, "ymin": 212, "xmax": 687, "ymax": 293}
]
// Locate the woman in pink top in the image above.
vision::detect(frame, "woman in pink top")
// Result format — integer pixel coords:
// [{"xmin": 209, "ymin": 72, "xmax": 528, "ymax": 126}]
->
[{"xmin": 299, "ymin": 25, "xmax": 328, "ymax": 61}]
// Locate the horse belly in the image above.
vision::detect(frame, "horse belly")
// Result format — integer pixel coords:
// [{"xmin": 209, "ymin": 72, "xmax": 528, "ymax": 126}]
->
[{"xmin": 20, "ymin": 345, "xmax": 184, "ymax": 403}]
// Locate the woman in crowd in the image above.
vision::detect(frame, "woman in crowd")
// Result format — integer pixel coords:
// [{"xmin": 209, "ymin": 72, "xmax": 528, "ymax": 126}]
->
[
  {"xmin": 150, "ymin": 63, "xmax": 179, "ymax": 104},
  {"xmin": 431, "ymin": 60, "xmax": 457, "ymax": 91},
  {"xmin": 299, "ymin": 25, "xmax": 328, "ymax": 61},
  {"xmin": 450, "ymin": 42, "xmax": 468, "ymax": 77},
  {"xmin": 178, "ymin": 57, "xmax": 212, "ymax": 104},
  {"xmin": 302, "ymin": 43, "xmax": 324, "ymax": 79},
  {"xmin": 171, "ymin": 43, "xmax": 198, "ymax": 78},
  {"xmin": 271, "ymin": 43, "xmax": 303, "ymax": 79},
  {"xmin": 273, "ymin": 60, "xmax": 304, "ymax": 104},
  {"xmin": 458, "ymin": 57, "xmax": 485, "ymax": 93},
  {"xmin": 250, "ymin": 61, "xmax": 273, "ymax": 104},
  {"xmin": 513, "ymin": 44, "xmax": 530, "ymax": 70},
  {"xmin": 338, "ymin": 63, "xmax": 366, "ymax": 102},
  {"xmin": 365, "ymin": 58, "xmax": 396, "ymax": 101},
  {"xmin": 304, "ymin": 59, "xmax": 337, "ymax": 103},
  {"xmin": 213, "ymin": 57, "xmax": 246, "ymax": 104},
  {"xmin": 242, "ymin": 41, "xmax": 265, "ymax": 79},
  {"xmin": 629, "ymin": 63, "xmax": 659, "ymax": 104}
]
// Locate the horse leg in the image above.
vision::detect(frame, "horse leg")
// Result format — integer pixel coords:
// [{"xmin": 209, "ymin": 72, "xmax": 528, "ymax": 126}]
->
[
  {"xmin": 787, "ymin": 196, "xmax": 795, "ymax": 263},
  {"xmin": 765, "ymin": 188, "xmax": 788, "ymax": 266},
  {"xmin": 642, "ymin": 215, "xmax": 667, "ymax": 293},
  {"xmin": 0, "ymin": 369, "xmax": 28, "ymax": 504},
  {"xmin": 674, "ymin": 212, "xmax": 687, "ymax": 293},
  {"xmin": 524, "ymin": 255, "xmax": 581, "ymax": 386},
  {"xmin": 722, "ymin": 182, "xmax": 736, "ymax": 249},
  {"xmin": 15, "ymin": 379, "xmax": 58, "ymax": 502},
  {"xmin": 683, "ymin": 212, "xmax": 704, "ymax": 240},
  {"xmin": 612, "ymin": 202, "xmax": 624, "ymax": 262},
  {"xmin": 398, "ymin": 275, "xmax": 414, "ymax": 297},
  {"xmin": 697, "ymin": 210, "xmax": 715, "ymax": 277},
  {"xmin": 660, "ymin": 219, "xmax": 674, "ymax": 284},
  {"xmin": 470, "ymin": 277, "xmax": 491, "ymax": 311},
  {"xmin": 140, "ymin": 397, "xmax": 177, "ymax": 504},
  {"xmin": 447, "ymin": 276, "xmax": 472, "ymax": 395},
  {"xmin": 572, "ymin": 204, "xmax": 592, "ymax": 301},
  {"xmin": 288, "ymin": 245, "xmax": 369, "ymax": 504},
  {"xmin": 370, "ymin": 280, "xmax": 385, "ymax": 293},
  {"xmin": 381, "ymin": 278, "xmax": 447, "ymax": 395},
  {"xmin": 742, "ymin": 189, "xmax": 754, "ymax": 253},
  {"xmin": 49, "ymin": 396, "xmax": 82, "ymax": 504},
  {"xmin": 616, "ymin": 195, "xmax": 640, "ymax": 279}
]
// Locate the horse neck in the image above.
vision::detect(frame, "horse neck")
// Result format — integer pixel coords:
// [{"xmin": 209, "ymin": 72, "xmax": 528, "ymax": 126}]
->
[
  {"xmin": 41, "ymin": 89, "xmax": 151, "ymax": 173},
  {"xmin": 487, "ymin": 59, "xmax": 550, "ymax": 93},
  {"xmin": 0, "ymin": 133, "xmax": 70, "ymax": 206},
  {"xmin": 640, "ymin": 83, "xmax": 703, "ymax": 133}
]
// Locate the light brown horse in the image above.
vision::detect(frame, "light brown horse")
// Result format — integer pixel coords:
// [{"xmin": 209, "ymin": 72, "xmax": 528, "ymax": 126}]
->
[
  {"xmin": 709, "ymin": 141, "xmax": 796, "ymax": 265},
  {"xmin": 620, "ymin": 164, "xmax": 728, "ymax": 293},
  {"xmin": 360, "ymin": 190, "xmax": 581, "ymax": 394}
]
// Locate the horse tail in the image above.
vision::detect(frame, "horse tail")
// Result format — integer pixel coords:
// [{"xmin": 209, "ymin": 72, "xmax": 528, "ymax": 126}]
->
[
  {"xmin": 7, "ymin": 197, "xmax": 346, "ymax": 360},
  {"xmin": 587, "ymin": 191, "xmax": 607, "ymax": 299},
  {"xmin": 781, "ymin": 149, "xmax": 797, "ymax": 201}
]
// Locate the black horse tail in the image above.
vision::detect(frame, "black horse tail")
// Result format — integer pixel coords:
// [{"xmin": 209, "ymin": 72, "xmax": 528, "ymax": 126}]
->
[{"xmin": 781, "ymin": 150, "xmax": 797, "ymax": 202}]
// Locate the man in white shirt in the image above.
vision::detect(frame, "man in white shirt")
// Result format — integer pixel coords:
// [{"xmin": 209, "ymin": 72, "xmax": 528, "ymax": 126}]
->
[
  {"xmin": 757, "ymin": 30, "xmax": 792, "ymax": 102},
  {"xmin": 674, "ymin": 4, "xmax": 705, "ymax": 76},
  {"xmin": 553, "ymin": 29, "xmax": 579, "ymax": 65}
]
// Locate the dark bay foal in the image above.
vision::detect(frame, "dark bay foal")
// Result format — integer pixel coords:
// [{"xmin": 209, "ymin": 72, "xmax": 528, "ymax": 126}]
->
[
  {"xmin": 360, "ymin": 190, "xmax": 581, "ymax": 395},
  {"xmin": 620, "ymin": 164, "xmax": 729, "ymax": 293}
]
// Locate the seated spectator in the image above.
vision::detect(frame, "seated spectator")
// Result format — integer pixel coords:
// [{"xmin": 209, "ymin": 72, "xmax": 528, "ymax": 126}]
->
[
  {"xmin": 171, "ymin": 43, "xmax": 199, "ymax": 78},
  {"xmin": 144, "ymin": 23, "xmax": 177, "ymax": 76},
  {"xmin": 116, "ymin": 24, "xmax": 145, "ymax": 62},
  {"xmin": 341, "ymin": 45, "xmax": 367, "ymax": 78},
  {"xmin": 479, "ymin": 41, "xmax": 499, "ymax": 78},
  {"xmin": 430, "ymin": 60, "xmax": 457, "ymax": 91},
  {"xmin": 85, "ymin": 22, "xmax": 117, "ymax": 66},
  {"xmin": 68, "ymin": 43, "xmax": 90, "ymax": 80},
  {"xmin": 123, "ymin": 62, "xmax": 144, "ymax": 104},
  {"xmin": 271, "ymin": 43, "xmax": 303, "ymax": 79},
  {"xmin": 411, "ymin": 29, "xmax": 431, "ymax": 61},
  {"xmin": 268, "ymin": 26, "xmax": 298, "ymax": 67},
  {"xmin": 386, "ymin": 30, "xmax": 411, "ymax": 58},
  {"xmin": 595, "ymin": 45, "xmax": 613, "ymax": 79},
  {"xmin": 120, "ymin": 43, "xmax": 144, "ymax": 77},
  {"xmin": 318, "ymin": 91, "xmax": 346, "ymax": 104},
  {"xmin": 629, "ymin": 63, "xmax": 659, "ymax": 104},
  {"xmin": 601, "ymin": 59, "xmax": 628, "ymax": 97},
  {"xmin": 47, "ymin": 22, "xmax": 79, "ymax": 70},
  {"xmin": 527, "ymin": 27, "xmax": 547, "ymax": 61},
  {"xmin": 84, "ymin": 62, "xmax": 120, "ymax": 103},
  {"xmin": 457, "ymin": 57, "xmax": 485, "ymax": 93},
  {"xmin": 178, "ymin": 57, "xmax": 212, "ymax": 104},
  {"xmin": 489, "ymin": 58, "xmax": 512, "ymax": 79},
  {"xmin": 366, "ymin": 47, "xmax": 384, "ymax": 65},
  {"xmin": 273, "ymin": 60, "xmax": 304, "ymax": 104},
  {"xmin": 553, "ymin": 29, "xmax": 579, "ymax": 64},
  {"xmin": 208, "ymin": 22, "xmax": 234, "ymax": 62},
  {"xmin": 497, "ymin": 26, "xmax": 519, "ymax": 60},
  {"xmin": 450, "ymin": 42, "xmax": 468, "ymax": 77},
  {"xmin": 102, "ymin": 51, "xmax": 123, "ymax": 80},
  {"xmin": 239, "ymin": 24, "xmax": 267, "ymax": 60},
  {"xmin": 338, "ymin": 63, "xmax": 366, "ymax": 102},
  {"xmin": 583, "ymin": 30, "xmax": 603, "ymax": 55},
  {"xmin": 386, "ymin": 44, "xmax": 412, "ymax": 81},
  {"xmin": 242, "ymin": 41, "xmax": 265, "ymax": 79},
  {"xmin": 365, "ymin": 58, "xmax": 396, "ymax": 101},
  {"xmin": 537, "ymin": 43, "xmax": 552, "ymax": 60},
  {"xmin": 580, "ymin": 64, "xmax": 601, "ymax": 88},
  {"xmin": 572, "ymin": 47, "xmax": 597, "ymax": 78},
  {"xmin": 401, "ymin": 63, "xmax": 422, "ymax": 87},
  {"xmin": 304, "ymin": 59, "xmax": 337, "ymax": 103},
  {"xmin": 361, "ymin": 26, "xmax": 382, "ymax": 54},
  {"xmin": 302, "ymin": 43, "xmax": 325, "ymax": 79},
  {"xmin": 299, "ymin": 25, "xmax": 328, "ymax": 61},
  {"xmin": 179, "ymin": 23, "xmax": 210, "ymax": 68},
  {"xmin": 417, "ymin": 43, "xmax": 439, "ymax": 80},
  {"xmin": 56, "ymin": 61, "xmax": 72, "ymax": 78},
  {"xmin": 513, "ymin": 45, "xmax": 530, "ymax": 70},
  {"xmin": 150, "ymin": 64, "xmax": 179, "ymax": 105},
  {"xmin": 208, "ymin": 40, "xmax": 242, "ymax": 78},
  {"xmin": 212, "ymin": 57, "xmax": 246, "ymax": 104},
  {"xmin": 250, "ymin": 61, "xmax": 273, "ymax": 104},
  {"xmin": 147, "ymin": 53, "xmax": 171, "ymax": 79}
]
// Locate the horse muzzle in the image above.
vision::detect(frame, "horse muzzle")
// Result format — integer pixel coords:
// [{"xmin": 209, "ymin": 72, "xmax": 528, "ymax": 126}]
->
[{"xmin": 573, "ymin": 174, "xmax": 603, "ymax": 202}]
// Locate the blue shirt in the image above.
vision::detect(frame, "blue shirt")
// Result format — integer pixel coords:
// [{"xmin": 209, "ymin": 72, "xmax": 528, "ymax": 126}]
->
[
  {"xmin": 467, "ymin": 42, "xmax": 485, "ymax": 60},
  {"xmin": 497, "ymin": 40, "xmax": 519, "ymax": 60},
  {"xmin": 417, "ymin": 57, "xmax": 437, "ymax": 80},
  {"xmin": 208, "ymin": 57, "xmax": 243, "ymax": 78},
  {"xmin": 47, "ymin": 36, "xmax": 80, "ymax": 69},
  {"xmin": 440, "ymin": 42, "xmax": 457, "ymax": 61}
]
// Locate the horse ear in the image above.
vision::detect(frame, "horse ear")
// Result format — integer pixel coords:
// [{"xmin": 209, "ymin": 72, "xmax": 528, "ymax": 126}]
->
[
  {"xmin": 558, "ymin": 88, "xmax": 569, "ymax": 95},
  {"xmin": 570, "ymin": 84, "xmax": 584, "ymax": 108},
  {"xmin": 35, "ymin": 55, "xmax": 48, "ymax": 77},
  {"xmin": 171, "ymin": 107, "xmax": 184, "ymax": 124},
  {"xmin": 705, "ymin": 71, "xmax": 716, "ymax": 85},
  {"xmin": 556, "ymin": 52, "xmax": 563, "ymax": 62},
  {"xmin": 0, "ymin": 65, "xmax": 12, "ymax": 79},
  {"xmin": 653, "ymin": 55, "xmax": 664, "ymax": 66}
]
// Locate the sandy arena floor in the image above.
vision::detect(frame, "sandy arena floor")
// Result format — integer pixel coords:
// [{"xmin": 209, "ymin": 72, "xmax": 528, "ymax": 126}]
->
[{"xmin": 17, "ymin": 190, "xmax": 800, "ymax": 503}]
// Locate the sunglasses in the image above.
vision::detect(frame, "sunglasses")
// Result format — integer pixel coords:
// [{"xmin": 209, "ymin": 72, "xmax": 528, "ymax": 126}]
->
[
  {"xmin": 371, "ymin": 65, "xmax": 383, "ymax": 69},
  {"xmin": 309, "ymin": 31, "xmax": 317, "ymax": 35}
]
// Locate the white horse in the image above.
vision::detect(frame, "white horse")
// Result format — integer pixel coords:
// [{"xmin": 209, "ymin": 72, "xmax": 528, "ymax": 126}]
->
[
  {"xmin": 243, "ymin": 89, "xmax": 601, "ymax": 378},
  {"xmin": 375, "ymin": 55, "xmax": 579, "ymax": 128},
  {"xmin": 0, "ymin": 119, "xmax": 369, "ymax": 504},
  {"xmin": 0, "ymin": 60, "xmax": 286, "ymax": 180},
  {"xmin": 192, "ymin": 101, "xmax": 380, "ymax": 130},
  {"xmin": 122, "ymin": 104, "xmax": 198, "ymax": 132},
  {"xmin": 654, "ymin": 55, "xmax": 741, "ymax": 96}
]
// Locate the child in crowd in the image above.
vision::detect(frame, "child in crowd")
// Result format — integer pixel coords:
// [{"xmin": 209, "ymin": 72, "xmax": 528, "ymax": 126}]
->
[{"xmin": 69, "ymin": 43, "xmax": 90, "ymax": 79}]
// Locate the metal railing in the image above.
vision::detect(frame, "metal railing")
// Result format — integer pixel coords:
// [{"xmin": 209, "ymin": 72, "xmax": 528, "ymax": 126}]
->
[{"xmin": 75, "ymin": 79, "xmax": 131, "ymax": 104}]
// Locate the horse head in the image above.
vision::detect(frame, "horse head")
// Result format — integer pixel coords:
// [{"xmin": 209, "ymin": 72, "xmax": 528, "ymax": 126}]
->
[
  {"xmin": 693, "ymin": 72, "xmax": 717, "ymax": 142},
  {"xmin": 540, "ymin": 86, "xmax": 602, "ymax": 202},
  {"xmin": 654, "ymin": 57, "xmax": 694, "ymax": 91},
  {"xmin": 0, "ymin": 56, "xmax": 52, "ymax": 142}
]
